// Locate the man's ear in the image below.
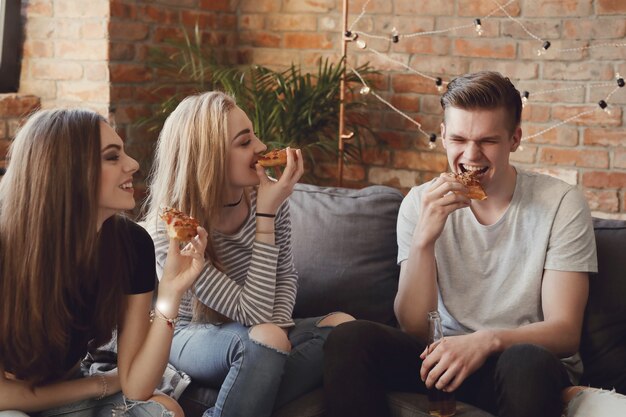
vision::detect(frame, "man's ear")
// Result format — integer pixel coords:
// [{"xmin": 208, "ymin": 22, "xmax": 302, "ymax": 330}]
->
[
  {"xmin": 510, "ymin": 126, "xmax": 522, "ymax": 152},
  {"xmin": 440, "ymin": 122, "xmax": 447, "ymax": 149}
]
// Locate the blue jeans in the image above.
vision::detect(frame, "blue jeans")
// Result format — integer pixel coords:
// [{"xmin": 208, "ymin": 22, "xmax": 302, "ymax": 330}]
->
[
  {"xmin": 169, "ymin": 316, "xmax": 333, "ymax": 417},
  {"xmin": 12, "ymin": 392, "xmax": 173, "ymax": 417}
]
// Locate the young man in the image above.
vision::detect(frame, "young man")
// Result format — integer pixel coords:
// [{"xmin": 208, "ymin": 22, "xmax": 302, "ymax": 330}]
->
[{"xmin": 323, "ymin": 71, "xmax": 597, "ymax": 417}]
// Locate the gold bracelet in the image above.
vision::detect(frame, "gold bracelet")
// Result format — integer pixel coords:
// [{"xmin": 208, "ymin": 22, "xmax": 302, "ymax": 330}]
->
[
  {"xmin": 95, "ymin": 374, "xmax": 107, "ymax": 401},
  {"xmin": 255, "ymin": 229, "xmax": 275, "ymax": 234},
  {"xmin": 149, "ymin": 307, "xmax": 179, "ymax": 329}
]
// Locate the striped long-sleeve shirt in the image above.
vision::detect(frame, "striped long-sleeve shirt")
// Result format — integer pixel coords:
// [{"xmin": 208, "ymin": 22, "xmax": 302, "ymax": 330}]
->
[{"xmin": 144, "ymin": 190, "xmax": 298, "ymax": 327}]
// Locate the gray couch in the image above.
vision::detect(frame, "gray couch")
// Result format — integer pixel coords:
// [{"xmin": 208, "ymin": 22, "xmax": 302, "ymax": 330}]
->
[{"xmin": 179, "ymin": 183, "xmax": 626, "ymax": 417}]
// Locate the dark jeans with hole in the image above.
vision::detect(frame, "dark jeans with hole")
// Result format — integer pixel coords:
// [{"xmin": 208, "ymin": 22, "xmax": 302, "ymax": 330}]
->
[{"xmin": 323, "ymin": 320, "xmax": 571, "ymax": 417}]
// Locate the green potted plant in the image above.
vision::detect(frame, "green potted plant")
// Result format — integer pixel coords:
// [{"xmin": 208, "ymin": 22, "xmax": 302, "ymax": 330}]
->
[{"xmin": 139, "ymin": 26, "xmax": 376, "ymax": 182}]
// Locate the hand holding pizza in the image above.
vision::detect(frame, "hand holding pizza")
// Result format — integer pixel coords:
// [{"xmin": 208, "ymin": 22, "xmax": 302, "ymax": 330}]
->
[
  {"xmin": 255, "ymin": 147, "xmax": 304, "ymax": 215},
  {"xmin": 413, "ymin": 173, "xmax": 471, "ymax": 247},
  {"xmin": 157, "ymin": 209, "xmax": 208, "ymax": 314}
]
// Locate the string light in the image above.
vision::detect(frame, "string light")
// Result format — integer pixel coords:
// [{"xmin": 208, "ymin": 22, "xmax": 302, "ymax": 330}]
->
[
  {"xmin": 348, "ymin": 0, "xmax": 371, "ymax": 32},
  {"xmin": 556, "ymin": 42, "xmax": 626, "ymax": 53},
  {"xmin": 522, "ymin": 84, "xmax": 619, "ymax": 142},
  {"xmin": 350, "ymin": 0, "xmax": 517, "ymax": 41},
  {"xmin": 347, "ymin": 0, "xmax": 626, "ymax": 146},
  {"xmin": 537, "ymin": 40, "xmax": 551, "ymax": 56},
  {"xmin": 391, "ymin": 27, "xmax": 399, "ymax": 43},
  {"xmin": 521, "ymin": 91, "xmax": 529, "ymax": 107},
  {"xmin": 350, "ymin": 66, "xmax": 434, "ymax": 144},
  {"xmin": 474, "ymin": 19, "xmax": 483, "ymax": 36},
  {"xmin": 428, "ymin": 134, "xmax": 437, "ymax": 150},
  {"xmin": 435, "ymin": 77, "xmax": 444, "ymax": 93},
  {"xmin": 597, "ymin": 100, "xmax": 611, "ymax": 115}
]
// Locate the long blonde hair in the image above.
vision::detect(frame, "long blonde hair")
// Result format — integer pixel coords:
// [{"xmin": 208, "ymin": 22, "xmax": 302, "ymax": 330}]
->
[
  {"xmin": 0, "ymin": 109, "xmax": 126, "ymax": 384},
  {"xmin": 144, "ymin": 91, "xmax": 237, "ymax": 323}
]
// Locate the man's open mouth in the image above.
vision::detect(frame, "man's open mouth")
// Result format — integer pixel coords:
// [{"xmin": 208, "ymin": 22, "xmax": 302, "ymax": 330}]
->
[{"xmin": 459, "ymin": 164, "xmax": 489, "ymax": 177}]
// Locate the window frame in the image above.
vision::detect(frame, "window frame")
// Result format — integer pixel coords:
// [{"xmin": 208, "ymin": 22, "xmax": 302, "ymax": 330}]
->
[{"xmin": 0, "ymin": 0, "xmax": 22, "ymax": 93}]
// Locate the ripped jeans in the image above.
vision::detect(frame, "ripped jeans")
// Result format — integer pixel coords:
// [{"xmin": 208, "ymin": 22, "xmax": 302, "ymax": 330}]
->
[
  {"xmin": 564, "ymin": 388, "xmax": 626, "ymax": 417},
  {"xmin": 6, "ymin": 392, "xmax": 174, "ymax": 417},
  {"xmin": 169, "ymin": 316, "xmax": 333, "ymax": 417}
]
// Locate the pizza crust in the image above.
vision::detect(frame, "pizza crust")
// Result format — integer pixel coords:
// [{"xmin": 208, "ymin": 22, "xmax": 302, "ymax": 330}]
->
[{"xmin": 160, "ymin": 207, "xmax": 200, "ymax": 241}]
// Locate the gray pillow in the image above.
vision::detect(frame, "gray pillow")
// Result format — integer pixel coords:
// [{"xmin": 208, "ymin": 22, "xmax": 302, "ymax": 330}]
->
[{"xmin": 289, "ymin": 183, "xmax": 404, "ymax": 325}]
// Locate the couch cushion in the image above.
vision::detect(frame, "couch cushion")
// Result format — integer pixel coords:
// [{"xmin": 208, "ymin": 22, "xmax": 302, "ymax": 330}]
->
[
  {"xmin": 580, "ymin": 218, "xmax": 626, "ymax": 394},
  {"xmin": 289, "ymin": 184, "xmax": 404, "ymax": 325}
]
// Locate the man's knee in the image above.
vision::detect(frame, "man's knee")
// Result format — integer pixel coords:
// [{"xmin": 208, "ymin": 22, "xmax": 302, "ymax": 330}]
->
[
  {"xmin": 496, "ymin": 344, "xmax": 566, "ymax": 417},
  {"xmin": 249, "ymin": 323, "xmax": 291, "ymax": 352},
  {"xmin": 318, "ymin": 312, "xmax": 355, "ymax": 327},
  {"xmin": 324, "ymin": 320, "xmax": 388, "ymax": 356},
  {"xmin": 498, "ymin": 343, "xmax": 560, "ymax": 377}
]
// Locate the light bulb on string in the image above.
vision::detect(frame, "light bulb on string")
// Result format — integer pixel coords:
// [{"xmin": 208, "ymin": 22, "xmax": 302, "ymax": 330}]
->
[
  {"xmin": 598, "ymin": 100, "xmax": 612, "ymax": 115},
  {"xmin": 359, "ymin": 85, "xmax": 371, "ymax": 95},
  {"xmin": 521, "ymin": 91, "xmax": 530, "ymax": 107},
  {"xmin": 428, "ymin": 134, "xmax": 437, "ymax": 150},
  {"xmin": 435, "ymin": 77, "xmax": 444, "ymax": 93},
  {"xmin": 616, "ymin": 72, "xmax": 625, "ymax": 88},
  {"xmin": 537, "ymin": 40, "xmax": 551, "ymax": 56},
  {"xmin": 356, "ymin": 39, "xmax": 367, "ymax": 49},
  {"xmin": 391, "ymin": 27, "xmax": 399, "ymax": 43},
  {"xmin": 474, "ymin": 19, "xmax": 483, "ymax": 36}
]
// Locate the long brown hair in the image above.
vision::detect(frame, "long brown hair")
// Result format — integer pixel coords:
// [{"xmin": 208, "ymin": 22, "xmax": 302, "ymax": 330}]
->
[
  {"xmin": 0, "ymin": 108, "xmax": 126, "ymax": 384},
  {"xmin": 143, "ymin": 91, "xmax": 236, "ymax": 323}
]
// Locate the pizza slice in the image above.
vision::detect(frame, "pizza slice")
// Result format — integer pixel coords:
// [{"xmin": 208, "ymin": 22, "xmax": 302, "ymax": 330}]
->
[
  {"xmin": 160, "ymin": 207, "xmax": 200, "ymax": 241},
  {"xmin": 258, "ymin": 149, "xmax": 288, "ymax": 168},
  {"xmin": 454, "ymin": 171, "xmax": 487, "ymax": 200}
]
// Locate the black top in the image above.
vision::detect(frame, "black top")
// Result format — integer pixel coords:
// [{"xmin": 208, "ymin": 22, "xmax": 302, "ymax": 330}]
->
[
  {"xmin": 65, "ymin": 217, "xmax": 156, "ymax": 371},
  {"xmin": 121, "ymin": 217, "xmax": 157, "ymax": 295}
]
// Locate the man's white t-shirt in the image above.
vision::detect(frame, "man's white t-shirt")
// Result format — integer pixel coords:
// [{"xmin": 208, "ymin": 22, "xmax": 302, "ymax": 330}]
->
[{"xmin": 397, "ymin": 168, "xmax": 598, "ymax": 380}]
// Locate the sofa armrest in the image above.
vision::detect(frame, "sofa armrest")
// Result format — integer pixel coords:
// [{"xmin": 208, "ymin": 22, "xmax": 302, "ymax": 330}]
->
[{"xmin": 580, "ymin": 218, "xmax": 626, "ymax": 394}]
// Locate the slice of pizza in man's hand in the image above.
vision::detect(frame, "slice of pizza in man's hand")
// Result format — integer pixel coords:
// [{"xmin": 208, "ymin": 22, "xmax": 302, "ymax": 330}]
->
[
  {"xmin": 160, "ymin": 207, "xmax": 200, "ymax": 241},
  {"xmin": 453, "ymin": 171, "xmax": 487, "ymax": 200}
]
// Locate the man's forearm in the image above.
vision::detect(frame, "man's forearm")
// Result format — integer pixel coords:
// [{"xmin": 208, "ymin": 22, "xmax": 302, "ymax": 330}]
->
[
  {"xmin": 394, "ymin": 242, "xmax": 439, "ymax": 340},
  {"xmin": 487, "ymin": 320, "xmax": 582, "ymax": 358}
]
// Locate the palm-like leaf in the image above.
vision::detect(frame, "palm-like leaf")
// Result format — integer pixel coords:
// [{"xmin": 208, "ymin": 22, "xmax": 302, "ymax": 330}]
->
[{"xmin": 137, "ymin": 25, "xmax": 377, "ymax": 181}]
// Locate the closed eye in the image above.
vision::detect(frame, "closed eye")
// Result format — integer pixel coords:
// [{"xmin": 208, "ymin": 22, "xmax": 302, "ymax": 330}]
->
[{"xmin": 103, "ymin": 152, "xmax": 120, "ymax": 161}]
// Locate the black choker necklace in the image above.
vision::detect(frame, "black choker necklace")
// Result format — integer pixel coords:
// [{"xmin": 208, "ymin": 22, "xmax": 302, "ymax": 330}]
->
[{"xmin": 223, "ymin": 192, "xmax": 244, "ymax": 208}]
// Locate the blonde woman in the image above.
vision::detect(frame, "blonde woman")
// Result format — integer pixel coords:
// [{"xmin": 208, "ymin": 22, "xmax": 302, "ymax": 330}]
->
[
  {"xmin": 142, "ymin": 91, "xmax": 354, "ymax": 417},
  {"xmin": 0, "ymin": 109, "xmax": 208, "ymax": 417}
]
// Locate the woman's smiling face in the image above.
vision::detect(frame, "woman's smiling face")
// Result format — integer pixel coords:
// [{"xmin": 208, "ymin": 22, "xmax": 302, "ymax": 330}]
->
[{"xmin": 97, "ymin": 121, "xmax": 139, "ymax": 227}]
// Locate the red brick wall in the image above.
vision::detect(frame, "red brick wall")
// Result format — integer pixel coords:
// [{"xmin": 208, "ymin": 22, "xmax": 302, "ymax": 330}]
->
[
  {"xmin": 19, "ymin": 0, "xmax": 110, "ymax": 115},
  {"xmin": 4, "ymin": 0, "xmax": 625, "ymax": 218},
  {"xmin": 234, "ymin": 0, "xmax": 626, "ymax": 218},
  {"xmin": 108, "ymin": 0, "xmax": 238, "ymax": 190},
  {"xmin": 0, "ymin": 95, "xmax": 41, "ymax": 169}
]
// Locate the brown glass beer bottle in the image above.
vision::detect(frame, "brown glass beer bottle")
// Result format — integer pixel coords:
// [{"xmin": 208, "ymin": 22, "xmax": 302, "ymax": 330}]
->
[{"xmin": 427, "ymin": 311, "xmax": 456, "ymax": 417}]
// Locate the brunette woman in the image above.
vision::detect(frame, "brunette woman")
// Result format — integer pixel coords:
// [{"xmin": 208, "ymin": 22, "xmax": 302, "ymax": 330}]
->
[{"xmin": 0, "ymin": 108, "xmax": 208, "ymax": 417}]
